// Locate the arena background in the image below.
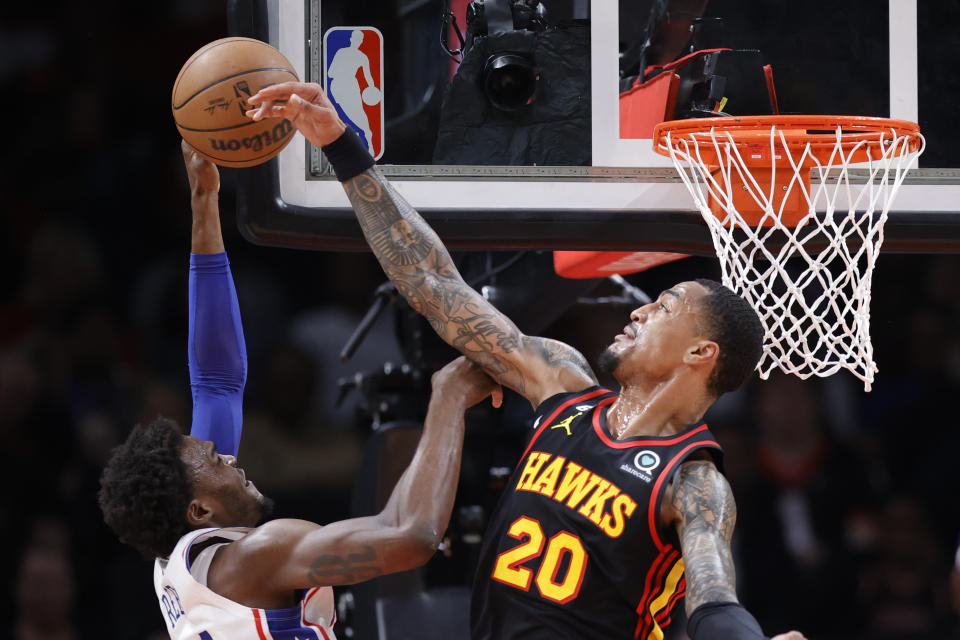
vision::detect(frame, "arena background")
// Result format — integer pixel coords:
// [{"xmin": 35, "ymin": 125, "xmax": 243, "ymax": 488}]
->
[{"xmin": 3, "ymin": 1, "xmax": 960, "ymax": 639}]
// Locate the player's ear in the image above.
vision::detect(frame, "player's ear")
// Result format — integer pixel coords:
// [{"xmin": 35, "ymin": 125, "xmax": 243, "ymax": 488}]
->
[
  {"xmin": 685, "ymin": 339, "xmax": 719, "ymax": 368},
  {"xmin": 186, "ymin": 498, "xmax": 215, "ymax": 527}
]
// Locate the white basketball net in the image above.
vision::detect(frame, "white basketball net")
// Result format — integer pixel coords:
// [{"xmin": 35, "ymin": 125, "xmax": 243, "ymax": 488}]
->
[{"xmin": 661, "ymin": 123, "xmax": 925, "ymax": 391}]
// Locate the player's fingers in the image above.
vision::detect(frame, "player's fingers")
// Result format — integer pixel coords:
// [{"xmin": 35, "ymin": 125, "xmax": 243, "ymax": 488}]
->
[
  {"xmin": 256, "ymin": 100, "xmax": 273, "ymax": 119},
  {"xmin": 287, "ymin": 94, "xmax": 331, "ymax": 123},
  {"xmin": 276, "ymin": 101, "xmax": 302, "ymax": 124},
  {"xmin": 248, "ymin": 83, "xmax": 292, "ymax": 103},
  {"xmin": 180, "ymin": 140, "xmax": 208, "ymax": 171},
  {"xmin": 249, "ymin": 81, "xmax": 317, "ymax": 103},
  {"xmin": 491, "ymin": 386, "xmax": 503, "ymax": 409},
  {"xmin": 246, "ymin": 99, "xmax": 275, "ymax": 121}
]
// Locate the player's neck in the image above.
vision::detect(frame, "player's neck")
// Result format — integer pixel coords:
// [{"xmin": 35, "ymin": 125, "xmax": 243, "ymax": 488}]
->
[{"xmin": 607, "ymin": 375, "xmax": 712, "ymax": 439}]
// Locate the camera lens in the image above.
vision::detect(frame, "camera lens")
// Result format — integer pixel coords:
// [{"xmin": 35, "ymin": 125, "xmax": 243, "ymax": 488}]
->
[{"xmin": 483, "ymin": 54, "xmax": 536, "ymax": 111}]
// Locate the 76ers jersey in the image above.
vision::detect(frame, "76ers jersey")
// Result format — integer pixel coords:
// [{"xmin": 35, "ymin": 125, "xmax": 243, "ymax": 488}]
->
[
  {"xmin": 471, "ymin": 387, "xmax": 723, "ymax": 640},
  {"xmin": 154, "ymin": 527, "xmax": 337, "ymax": 640}
]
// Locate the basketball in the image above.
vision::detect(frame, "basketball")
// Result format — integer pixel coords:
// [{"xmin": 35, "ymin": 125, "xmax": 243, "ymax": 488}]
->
[{"xmin": 172, "ymin": 37, "xmax": 299, "ymax": 168}]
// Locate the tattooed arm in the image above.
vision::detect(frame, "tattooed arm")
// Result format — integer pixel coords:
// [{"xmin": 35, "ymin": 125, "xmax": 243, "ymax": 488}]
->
[
  {"xmin": 342, "ymin": 168, "xmax": 598, "ymax": 403},
  {"xmin": 245, "ymin": 82, "xmax": 599, "ymax": 406},
  {"xmin": 663, "ymin": 460, "xmax": 806, "ymax": 639},
  {"xmin": 207, "ymin": 358, "xmax": 501, "ymax": 603},
  {"xmin": 664, "ymin": 459, "xmax": 739, "ymax": 613}
]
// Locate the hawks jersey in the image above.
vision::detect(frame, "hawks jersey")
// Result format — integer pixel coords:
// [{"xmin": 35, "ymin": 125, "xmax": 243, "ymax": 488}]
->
[
  {"xmin": 470, "ymin": 387, "xmax": 723, "ymax": 640},
  {"xmin": 154, "ymin": 527, "xmax": 337, "ymax": 640}
]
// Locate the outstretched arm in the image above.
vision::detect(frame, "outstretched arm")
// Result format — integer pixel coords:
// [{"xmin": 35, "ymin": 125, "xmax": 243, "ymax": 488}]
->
[
  {"xmin": 246, "ymin": 82, "xmax": 597, "ymax": 406},
  {"xmin": 340, "ymin": 168, "xmax": 597, "ymax": 404},
  {"xmin": 212, "ymin": 358, "xmax": 501, "ymax": 598},
  {"xmin": 182, "ymin": 142, "xmax": 247, "ymax": 456},
  {"xmin": 667, "ymin": 460, "xmax": 806, "ymax": 640}
]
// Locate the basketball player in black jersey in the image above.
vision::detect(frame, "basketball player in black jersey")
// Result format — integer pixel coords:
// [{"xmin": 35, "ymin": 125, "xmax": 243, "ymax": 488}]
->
[{"xmin": 248, "ymin": 83, "xmax": 806, "ymax": 640}]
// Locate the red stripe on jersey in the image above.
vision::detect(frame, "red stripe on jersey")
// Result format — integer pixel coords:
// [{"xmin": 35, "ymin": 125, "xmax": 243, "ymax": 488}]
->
[
  {"xmin": 634, "ymin": 545, "xmax": 672, "ymax": 625},
  {"xmin": 592, "ymin": 408, "xmax": 711, "ymax": 449},
  {"xmin": 656, "ymin": 575, "xmax": 686, "ymax": 625},
  {"xmin": 516, "ymin": 388, "xmax": 612, "ymax": 469},
  {"xmin": 301, "ymin": 587, "xmax": 331, "ymax": 639},
  {"xmin": 647, "ymin": 440, "xmax": 721, "ymax": 551},
  {"xmin": 633, "ymin": 546, "xmax": 680, "ymax": 639},
  {"xmin": 655, "ymin": 586, "xmax": 687, "ymax": 634},
  {"xmin": 252, "ymin": 609, "xmax": 269, "ymax": 640},
  {"xmin": 634, "ymin": 549, "xmax": 680, "ymax": 639}
]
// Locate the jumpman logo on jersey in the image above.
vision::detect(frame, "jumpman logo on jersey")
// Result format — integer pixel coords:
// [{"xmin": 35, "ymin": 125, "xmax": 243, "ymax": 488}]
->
[{"xmin": 551, "ymin": 412, "xmax": 582, "ymax": 436}]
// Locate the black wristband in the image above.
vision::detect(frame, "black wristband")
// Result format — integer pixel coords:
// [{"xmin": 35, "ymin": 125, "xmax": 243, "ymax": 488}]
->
[
  {"xmin": 321, "ymin": 127, "xmax": 375, "ymax": 182},
  {"xmin": 687, "ymin": 602, "xmax": 767, "ymax": 640}
]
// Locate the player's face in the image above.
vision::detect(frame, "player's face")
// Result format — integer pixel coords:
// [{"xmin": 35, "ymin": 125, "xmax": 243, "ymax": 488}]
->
[
  {"xmin": 181, "ymin": 436, "xmax": 271, "ymax": 528},
  {"xmin": 600, "ymin": 281, "xmax": 709, "ymax": 382}
]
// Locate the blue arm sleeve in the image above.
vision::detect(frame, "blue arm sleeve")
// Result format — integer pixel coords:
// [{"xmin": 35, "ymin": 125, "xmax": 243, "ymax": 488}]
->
[{"xmin": 188, "ymin": 252, "xmax": 247, "ymax": 456}]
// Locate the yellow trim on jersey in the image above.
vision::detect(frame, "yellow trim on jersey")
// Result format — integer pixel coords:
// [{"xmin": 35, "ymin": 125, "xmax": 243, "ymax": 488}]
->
[{"xmin": 645, "ymin": 558, "xmax": 685, "ymax": 640}]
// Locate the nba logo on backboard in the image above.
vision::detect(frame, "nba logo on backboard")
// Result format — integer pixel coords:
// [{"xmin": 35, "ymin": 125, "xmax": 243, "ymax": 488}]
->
[{"xmin": 323, "ymin": 27, "xmax": 384, "ymax": 160}]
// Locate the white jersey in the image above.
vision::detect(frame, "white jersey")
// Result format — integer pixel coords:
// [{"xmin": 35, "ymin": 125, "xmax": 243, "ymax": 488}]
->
[{"xmin": 154, "ymin": 527, "xmax": 337, "ymax": 640}]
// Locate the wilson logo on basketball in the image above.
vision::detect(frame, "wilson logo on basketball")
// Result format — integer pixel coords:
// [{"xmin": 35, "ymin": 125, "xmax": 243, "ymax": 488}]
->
[{"xmin": 208, "ymin": 120, "xmax": 293, "ymax": 154}]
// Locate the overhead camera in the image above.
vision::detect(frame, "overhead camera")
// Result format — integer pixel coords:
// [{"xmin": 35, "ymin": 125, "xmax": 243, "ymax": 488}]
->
[
  {"xmin": 435, "ymin": 0, "xmax": 590, "ymax": 166},
  {"xmin": 481, "ymin": 53, "xmax": 535, "ymax": 111},
  {"xmin": 464, "ymin": 0, "xmax": 548, "ymax": 111}
]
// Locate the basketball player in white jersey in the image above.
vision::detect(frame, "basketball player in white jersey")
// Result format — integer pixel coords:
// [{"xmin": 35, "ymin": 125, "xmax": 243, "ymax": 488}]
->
[{"xmin": 98, "ymin": 143, "xmax": 501, "ymax": 639}]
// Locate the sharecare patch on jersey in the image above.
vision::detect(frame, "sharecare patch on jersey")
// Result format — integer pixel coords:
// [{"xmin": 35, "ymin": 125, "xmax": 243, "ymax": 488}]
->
[
  {"xmin": 619, "ymin": 449, "xmax": 661, "ymax": 483},
  {"xmin": 323, "ymin": 26, "xmax": 384, "ymax": 159},
  {"xmin": 514, "ymin": 451, "xmax": 638, "ymax": 538}
]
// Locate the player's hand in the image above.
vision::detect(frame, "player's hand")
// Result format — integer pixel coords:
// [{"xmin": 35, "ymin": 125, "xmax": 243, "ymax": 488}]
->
[
  {"xmin": 181, "ymin": 140, "xmax": 219, "ymax": 197},
  {"xmin": 246, "ymin": 81, "xmax": 347, "ymax": 147},
  {"xmin": 771, "ymin": 632, "xmax": 807, "ymax": 640},
  {"xmin": 432, "ymin": 357, "xmax": 503, "ymax": 409}
]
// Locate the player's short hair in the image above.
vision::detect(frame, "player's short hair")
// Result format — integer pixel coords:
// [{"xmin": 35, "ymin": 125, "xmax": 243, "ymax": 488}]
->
[
  {"xmin": 98, "ymin": 417, "xmax": 192, "ymax": 559},
  {"xmin": 693, "ymin": 279, "xmax": 764, "ymax": 396}
]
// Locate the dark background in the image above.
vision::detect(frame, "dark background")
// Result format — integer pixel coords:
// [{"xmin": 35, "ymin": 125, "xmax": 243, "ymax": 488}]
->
[{"xmin": 4, "ymin": 1, "xmax": 960, "ymax": 639}]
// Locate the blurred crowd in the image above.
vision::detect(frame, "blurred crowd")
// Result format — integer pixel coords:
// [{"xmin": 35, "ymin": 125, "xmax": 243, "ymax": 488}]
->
[{"xmin": 5, "ymin": 2, "xmax": 960, "ymax": 640}]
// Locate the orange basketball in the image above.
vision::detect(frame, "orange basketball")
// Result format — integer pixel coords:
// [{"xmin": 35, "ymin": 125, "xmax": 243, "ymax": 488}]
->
[{"xmin": 172, "ymin": 37, "xmax": 299, "ymax": 168}]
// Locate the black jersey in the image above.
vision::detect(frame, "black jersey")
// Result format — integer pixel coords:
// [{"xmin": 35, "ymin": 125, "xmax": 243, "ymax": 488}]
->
[{"xmin": 470, "ymin": 386, "xmax": 723, "ymax": 640}]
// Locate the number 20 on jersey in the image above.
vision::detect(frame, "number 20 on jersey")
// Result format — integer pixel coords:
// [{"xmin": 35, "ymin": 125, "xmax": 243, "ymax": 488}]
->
[{"xmin": 492, "ymin": 515, "xmax": 588, "ymax": 604}]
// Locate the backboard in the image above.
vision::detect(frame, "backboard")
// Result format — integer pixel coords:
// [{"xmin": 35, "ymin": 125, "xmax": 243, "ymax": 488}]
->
[{"xmin": 226, "ymin": 0, "xmax": 960, "ymax": 254}]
